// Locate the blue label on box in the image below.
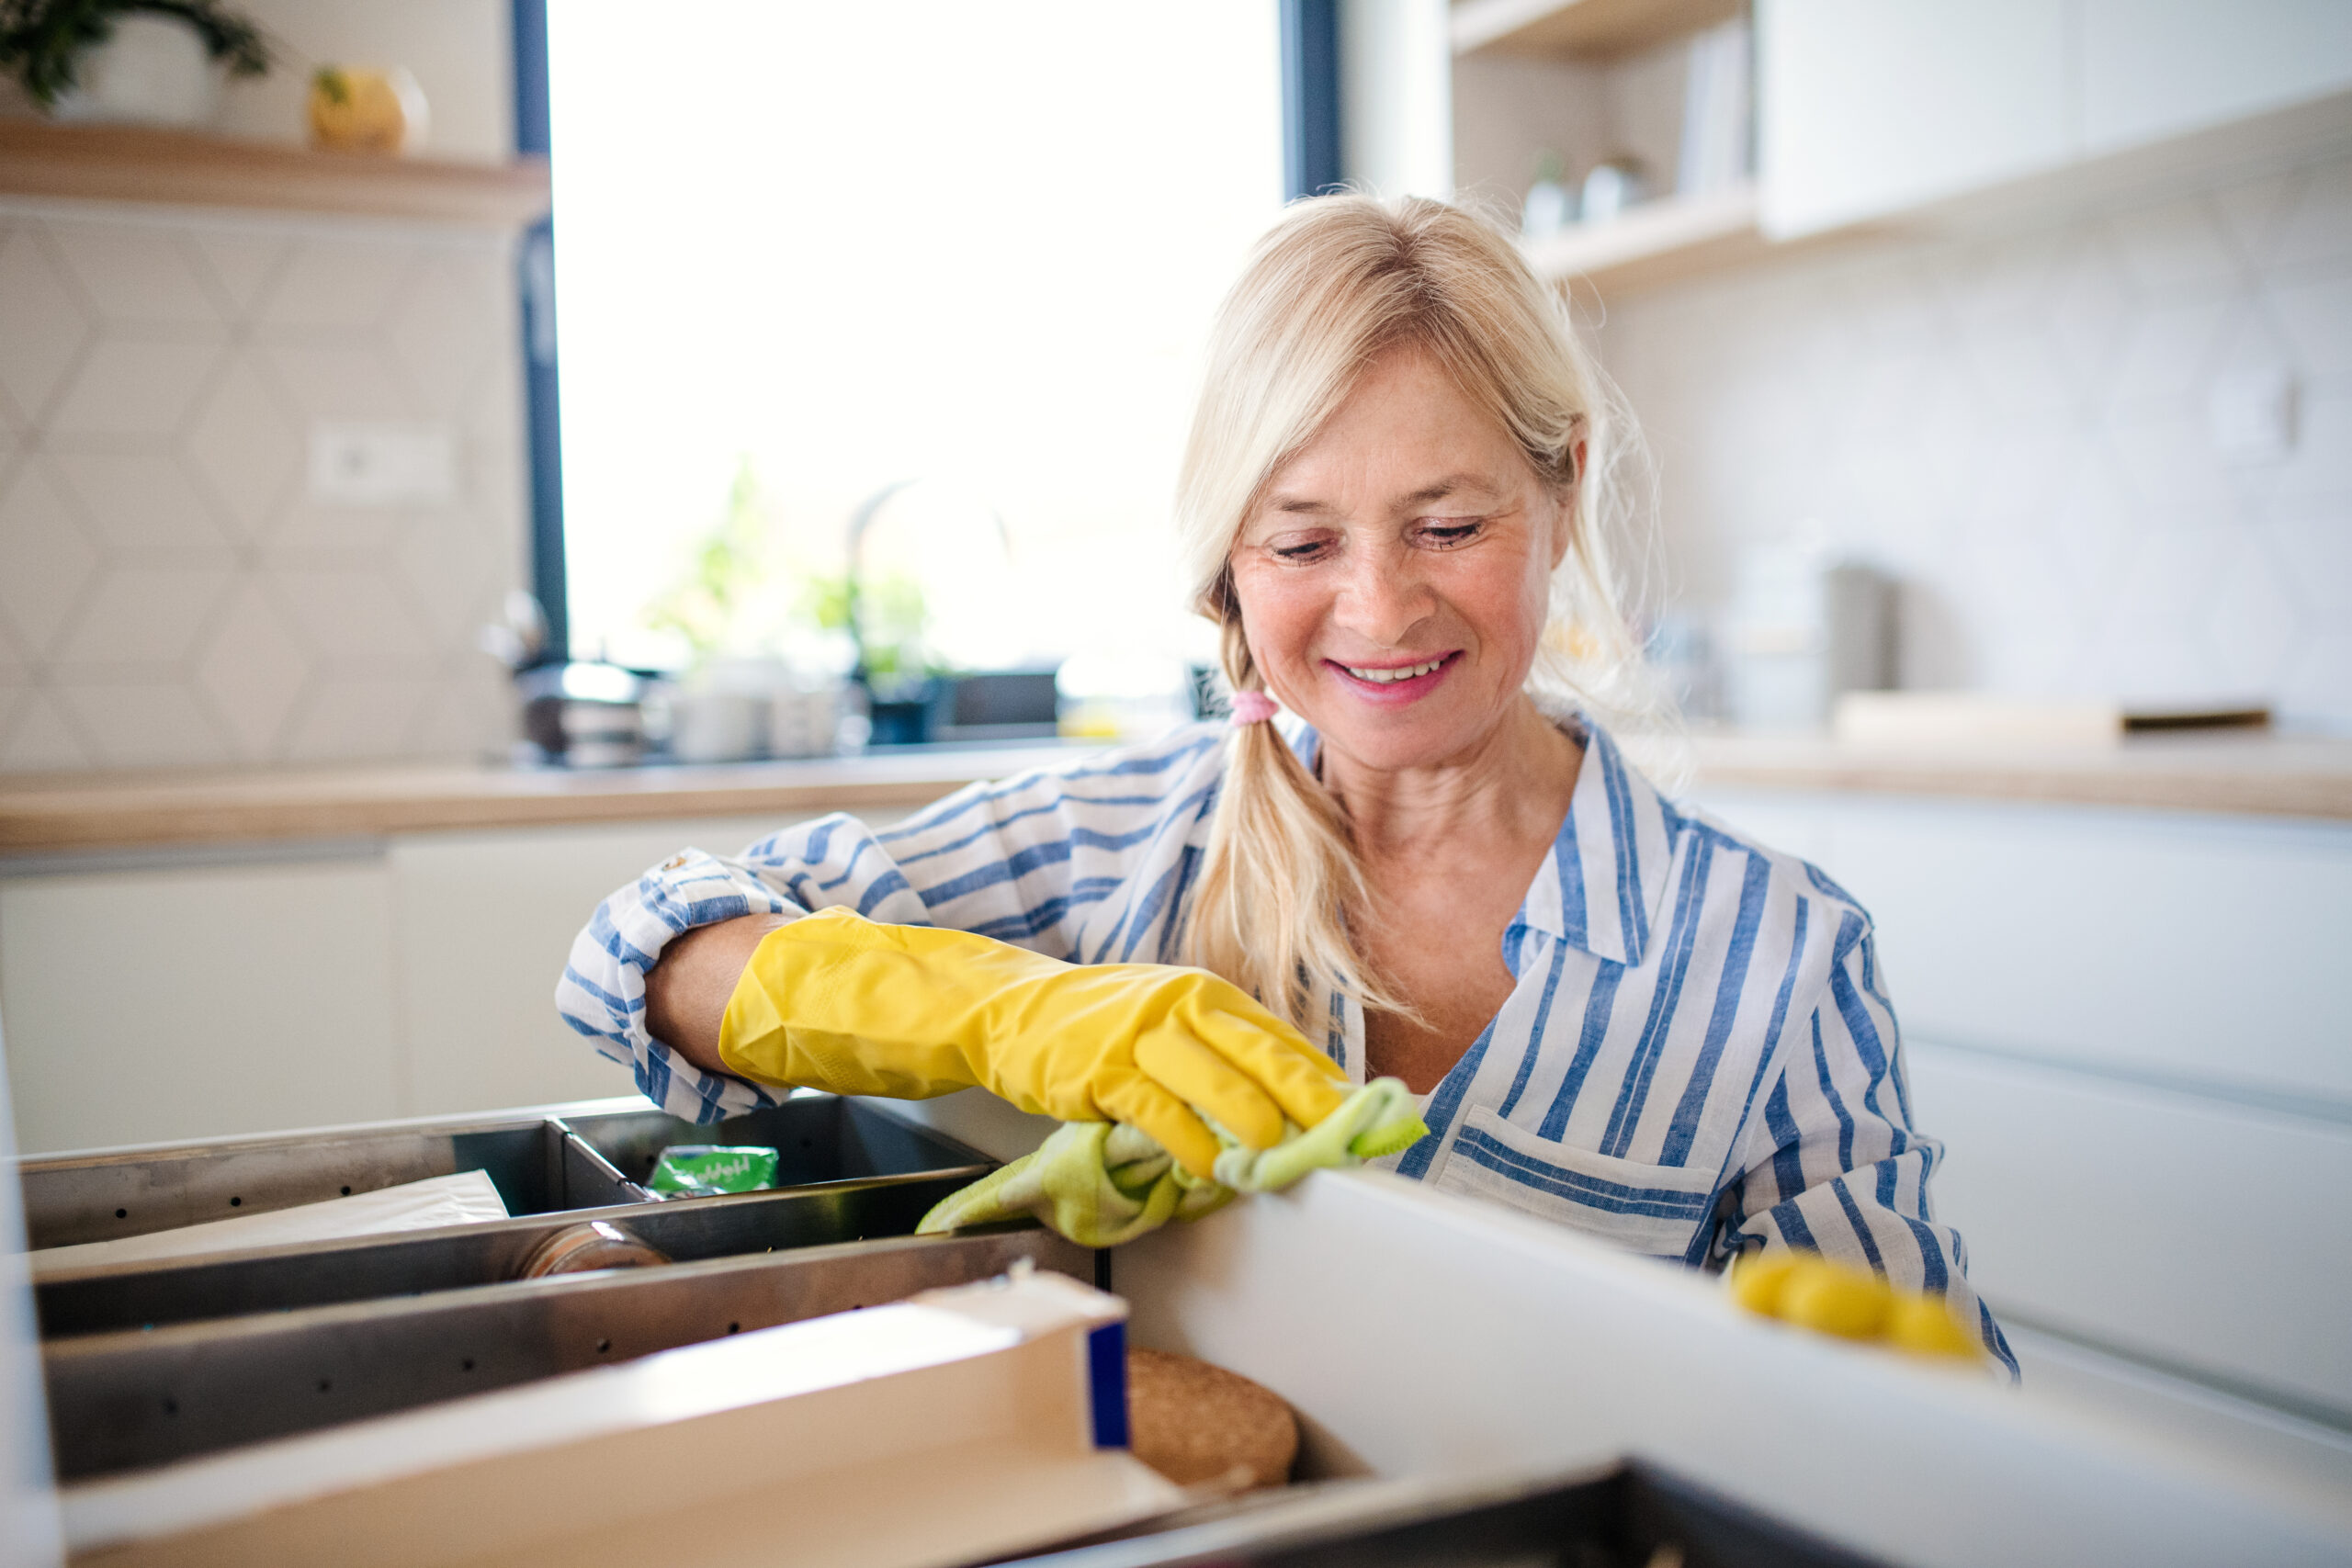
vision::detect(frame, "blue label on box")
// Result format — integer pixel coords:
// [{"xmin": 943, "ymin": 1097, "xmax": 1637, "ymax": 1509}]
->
[{"xmin": 1086, "ymin": 1320, "xmax": 1128, "ymax": 1449}]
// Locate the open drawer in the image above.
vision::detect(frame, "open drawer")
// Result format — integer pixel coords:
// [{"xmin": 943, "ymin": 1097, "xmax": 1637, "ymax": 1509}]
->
[
  {"xmin": 31, "ymin": 1094, "xmax": 1087, "ymax": 1488},
  {"xmin": 30, "ymin": 1095, "xmax": 1001, "ymax": 1334},
  {"xmin": 18, "ymin": 1092, "xmax": 986, "ymax": 1252},
  {"xmin": 44, "ymin": 1228, "xmax": 1091, "ymax": 1483}
]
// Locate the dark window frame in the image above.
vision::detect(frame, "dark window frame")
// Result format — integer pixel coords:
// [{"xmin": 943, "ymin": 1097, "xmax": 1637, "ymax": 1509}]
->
[
  {"xmin": 1280, "ymin": 0, "xmax": 1344, "ymax": 202},
  {"xmin": 513, "ymin": 0, "xmax": 566, "ymax": 660}
]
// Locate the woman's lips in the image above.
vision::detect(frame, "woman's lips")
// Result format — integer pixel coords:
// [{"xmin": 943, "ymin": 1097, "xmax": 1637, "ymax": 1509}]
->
[{"xmin": 1322, "ymin": 650, "xmax": 1461, "ymax": 705}]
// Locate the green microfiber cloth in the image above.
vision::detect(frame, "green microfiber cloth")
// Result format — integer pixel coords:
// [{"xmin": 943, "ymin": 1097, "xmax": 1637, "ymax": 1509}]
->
[{"xmin": 916, "ymin": 1077, "xmax": 1429, "ymax": 1247}]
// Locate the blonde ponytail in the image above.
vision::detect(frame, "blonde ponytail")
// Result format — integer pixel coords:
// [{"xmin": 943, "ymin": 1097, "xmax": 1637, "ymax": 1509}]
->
[
  {"xmin": 1185, "ymin": 621, "xmax": 1416, "ymax": 1032},
  {"xmin": 1175, "ymin": 194, "xmax": 1668, "ymax": 1034}
]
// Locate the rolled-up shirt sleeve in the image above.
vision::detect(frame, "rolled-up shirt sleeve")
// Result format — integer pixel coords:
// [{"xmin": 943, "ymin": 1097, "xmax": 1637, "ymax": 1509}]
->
[
  {"xmin": 555, "ymin": 728, "xmax": 1227, "ymax": 1123},
  {"xmin": 556, "ymin": 845, "xmax": 803, "ymax": 1122},
  {"xmin": 1724, "ymin": 919, "xmax": 2018, "ymax": 1376},
  {"xmin": 556, "ymin": 807, "xmax": 964, "ymax": 1122}
]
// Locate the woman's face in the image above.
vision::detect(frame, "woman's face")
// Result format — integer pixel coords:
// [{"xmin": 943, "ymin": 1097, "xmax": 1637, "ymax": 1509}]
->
[{"xmin": 1228, "ymin": 344, "xmax": 1571, "ymax": 774}]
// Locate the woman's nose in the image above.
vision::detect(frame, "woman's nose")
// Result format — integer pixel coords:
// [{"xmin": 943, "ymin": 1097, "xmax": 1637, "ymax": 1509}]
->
[{"xmin": 1332, "ymin": 543, "xmax": 1436, "ymax": 647}]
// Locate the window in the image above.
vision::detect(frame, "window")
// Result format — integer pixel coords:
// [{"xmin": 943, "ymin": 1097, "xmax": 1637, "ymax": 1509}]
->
[{"xmin": 546, "ymin": 2, "xmax": 1285, "ymax": 677}]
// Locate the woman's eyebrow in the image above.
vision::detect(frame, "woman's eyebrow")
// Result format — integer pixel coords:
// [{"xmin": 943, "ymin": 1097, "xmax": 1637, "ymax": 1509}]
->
[
  {"xmin": 1263, "ymin": 473, "xmax": 1500, "ymax": 515},
  {"xmin": 1400, "ymin": 474, "xmax": 1498, "ymax": 505}
]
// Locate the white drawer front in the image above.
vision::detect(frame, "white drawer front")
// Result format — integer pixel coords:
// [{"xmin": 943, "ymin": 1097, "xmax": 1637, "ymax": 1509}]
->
[
  {"xmin": 1694, "ymin": 790, "xmax": 2352, "ymax": 1110},
  {"xmin": 1910, "ymin": 1041, "xmax": 2352, "ymax": 1416}
]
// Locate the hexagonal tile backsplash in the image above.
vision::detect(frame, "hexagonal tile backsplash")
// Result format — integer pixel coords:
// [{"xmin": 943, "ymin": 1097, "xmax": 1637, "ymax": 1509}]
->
[
  {"xmin": 0, "ymin": 209, "xmax": 524, "ymax": 772},
  {"xmin": 1597, "ymin": 152, "xmax": 2352, "ymax": 730}
]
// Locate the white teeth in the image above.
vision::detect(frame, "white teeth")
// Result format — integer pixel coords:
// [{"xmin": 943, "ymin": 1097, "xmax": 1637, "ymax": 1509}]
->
[{"xmin": 1343, "ymin": 659, "xmax": 1443, "ymax": 683}]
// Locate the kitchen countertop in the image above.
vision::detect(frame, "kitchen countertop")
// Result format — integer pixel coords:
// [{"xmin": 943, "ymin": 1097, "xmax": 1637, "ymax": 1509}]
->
[
  {"xmin": 0, "ymin": 744, "xmax": 1085, "ymax": 853},
  {"xmin": 1677, "ymin": 728, "xmax": 2352, "ymax": 820},
  {"xmin": 1, "ymin": 731, "xmax": 2347, "ymax": 855}
]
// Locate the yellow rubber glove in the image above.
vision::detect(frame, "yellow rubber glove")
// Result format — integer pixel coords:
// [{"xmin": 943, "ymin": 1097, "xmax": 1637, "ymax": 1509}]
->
[{"xmin": 718, "ymin": 908, "xmax": 1350, "ymax": 1179}]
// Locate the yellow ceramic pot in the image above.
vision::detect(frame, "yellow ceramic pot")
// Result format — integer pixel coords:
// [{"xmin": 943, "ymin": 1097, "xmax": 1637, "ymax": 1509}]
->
[{"xmin": 308, "ymin": 66, "xmax": 429, "ymax": 154}]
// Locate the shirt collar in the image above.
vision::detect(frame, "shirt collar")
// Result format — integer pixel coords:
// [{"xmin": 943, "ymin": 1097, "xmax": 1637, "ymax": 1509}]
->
[
  {"xmin": 1283, "ymin": 714, "xmax": 1677, "ymax": 969},
  {"xmin": 1513, "ymin": 718, "xmax": 1678, "ymax": 967}
]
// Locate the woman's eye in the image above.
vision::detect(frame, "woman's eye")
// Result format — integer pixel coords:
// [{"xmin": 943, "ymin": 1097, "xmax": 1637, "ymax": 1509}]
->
[
  {"xmin": 1271, "ymin": 539, "xmax": 1331, "ymax": 561},
  {"xmin": 1419, "ymin": 520, "xmax": 1482, "ymax": 547}
]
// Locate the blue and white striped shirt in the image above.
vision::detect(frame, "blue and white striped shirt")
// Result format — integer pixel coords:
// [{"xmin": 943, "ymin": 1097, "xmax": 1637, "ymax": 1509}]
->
[{"xmin": 559, "ymin": 716, "xmax": 2013, "ymax": 1370}]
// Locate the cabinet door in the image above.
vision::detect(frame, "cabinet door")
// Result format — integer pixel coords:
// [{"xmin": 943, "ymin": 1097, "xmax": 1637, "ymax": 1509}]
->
[
  {"xmin": 1912, "ymin": 1042, "xmax": 2352, "ymax": 1418},
  {"xmin": 1758, "ymin": 0, "xmax": 2073, "ymax": 237},
  {"xmin": 0, "ymin": 857, "xmax": 401, "ymax": 1153},
  {"xmin": 388, "ymin": 815, "xmax": 798, "ymax": 1119},
  {"xmin": 2083, "ymin": 0, "xmax": 2352, "ymax": 154},
  {"xmin": 1695, "ymin": 789, "xmax": 2352, "ymax": 1111}
]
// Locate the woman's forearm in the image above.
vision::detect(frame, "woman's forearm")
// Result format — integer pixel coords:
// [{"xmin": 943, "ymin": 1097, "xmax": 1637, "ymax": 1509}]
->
[{"xmin": 644, "ymin": 912, "xmax": 793, "ymax": 1074}]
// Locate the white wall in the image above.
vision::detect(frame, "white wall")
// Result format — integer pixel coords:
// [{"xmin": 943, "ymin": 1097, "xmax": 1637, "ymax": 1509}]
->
[
  {"xmin": 1340, "ymin": 0, "xmax": 1453, "ymax": 200},
  {"xmin": 1595, "ymin": 150, "xmax": 2352, "ymax": 729},
  {"xmin": 0, "ymin": 0, "xmax": 524, "ymax": 773},
  {"xmin": 0, "ymin": 209, "xmax": 526, "ymax": 771}
]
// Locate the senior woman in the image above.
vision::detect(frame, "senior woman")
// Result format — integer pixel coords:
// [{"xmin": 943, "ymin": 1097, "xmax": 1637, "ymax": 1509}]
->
[{"xmin": 560, "ymin": 195, "xmax": 2012, "ymax": 1370}]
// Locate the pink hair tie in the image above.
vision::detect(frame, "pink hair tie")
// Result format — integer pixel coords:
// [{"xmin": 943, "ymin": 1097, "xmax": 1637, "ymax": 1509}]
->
[{"xmin": 1228, "ymin": 690, "xmax": 1279, "ymax": 726}]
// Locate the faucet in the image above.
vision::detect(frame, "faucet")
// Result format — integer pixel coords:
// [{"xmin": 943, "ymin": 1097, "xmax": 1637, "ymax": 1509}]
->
[{"xmin": 842, "ymin": 479, "xmax": 1012, "ymax": 683}]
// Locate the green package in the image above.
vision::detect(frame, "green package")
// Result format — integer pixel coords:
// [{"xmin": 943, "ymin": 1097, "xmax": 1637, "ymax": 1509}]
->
[{"xmin": 647, "ymin": 1145, "xmax": 780, "ymax": 1198}]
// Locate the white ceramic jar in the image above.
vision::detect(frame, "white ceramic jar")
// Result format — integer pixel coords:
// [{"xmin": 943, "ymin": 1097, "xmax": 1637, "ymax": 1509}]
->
[{"xmin": 51, "ymin": 14, "xmax": 220, "ymax": 129}]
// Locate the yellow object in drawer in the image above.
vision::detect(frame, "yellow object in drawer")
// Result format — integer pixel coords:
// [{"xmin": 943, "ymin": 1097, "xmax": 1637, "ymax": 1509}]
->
[{"xmin": 1730, "ymin": 1249, "xmax": 1980, "ymax": 1362}]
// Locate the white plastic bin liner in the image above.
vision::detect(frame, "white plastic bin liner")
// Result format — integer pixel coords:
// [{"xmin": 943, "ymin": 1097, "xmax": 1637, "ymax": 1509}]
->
[{"xmin": 30, "ymin": 1171, "xmax": 509, "ymax": 1275}]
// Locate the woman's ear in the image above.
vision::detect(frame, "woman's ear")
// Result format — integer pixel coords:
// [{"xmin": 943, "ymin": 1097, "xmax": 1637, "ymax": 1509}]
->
[{"xmin": 1548, "ymin": 485, "xmax": 1580, "ymax": 572}]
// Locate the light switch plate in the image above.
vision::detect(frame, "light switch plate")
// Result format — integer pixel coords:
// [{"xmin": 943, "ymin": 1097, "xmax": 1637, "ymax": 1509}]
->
[
  {"xmin": 308, "ymin": 422, "xmax": 458, "ymax": 508},
  {"xmin": 2206, "ymin": 369, "xmax": 2297, "ymax": 465}
]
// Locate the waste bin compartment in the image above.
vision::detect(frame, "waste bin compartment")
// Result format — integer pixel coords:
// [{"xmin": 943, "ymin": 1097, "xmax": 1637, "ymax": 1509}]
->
[
  {"xmin": 20, "ymin": 1092, "xmax": 991, "ymax": 1280},
  {"xmin": 560, "ymin": 1093, "xmax": 984, "ymax": 1190},
  {"xmin": 32, "ymin": 1159, "xmax": 1000, "ymax": 1337},
  {"xmin": 45, "ymin": 1228, "xmax": 1089, "ymax": 1483},
  {"xmin": 17, "ymin": 1113, "xmax": 621, "ymax": 1249}
]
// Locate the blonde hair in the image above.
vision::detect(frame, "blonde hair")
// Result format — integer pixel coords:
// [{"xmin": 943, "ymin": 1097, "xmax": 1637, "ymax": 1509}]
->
[{"xmin": 1176, "ymin": 193, "xmax": 1666, "ymax": 1033}]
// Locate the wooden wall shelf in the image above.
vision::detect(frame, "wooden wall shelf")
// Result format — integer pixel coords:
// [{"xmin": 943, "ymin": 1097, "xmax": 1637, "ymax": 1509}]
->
[
  {"xmin": 1452, "ymin": 0, "xmax": 1743, "ymax": 61},
  {"xmin": 0, "ymin": 118, "xmax": 550, "ymax": 227},
  {"xmin": 1521, "ymin": 181, "xmax": 1763, "ymax": 294}
]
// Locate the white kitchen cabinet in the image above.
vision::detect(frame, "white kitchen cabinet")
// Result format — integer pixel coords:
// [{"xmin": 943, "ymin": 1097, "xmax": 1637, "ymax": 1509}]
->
[
  {"xmin": 0, "ymin": 856, "xmax": 402, "ymax": 1153},
  {"xmin": 1695, "ymin": 788, "xmax": 2352, "ymax": 1111},
  {"xmin": 0, "ymin": 811, "xmax": 820, "ymax": 1154},
  {"xmin": 388, "ymin": 814, "xmax": 793, "ymax": 1118},
  {"xmin": 1690, "ymin": 783, "xmax": 2352, "ymax": 1421},
  {"xmin": 1758, "ymin": 0, "xmax": 2073, "ymax": 238},
  {"xmin": 1912, "ymin": 1040, "xmax": 2352, "ymax": 1417},
  {"xmin": 2082, "ymin": 0, "xmax": 2352, "ymax": 153},
  {"xmin": 1758, "ymin": 0, "xmax": 2352, "ymax": 239}
]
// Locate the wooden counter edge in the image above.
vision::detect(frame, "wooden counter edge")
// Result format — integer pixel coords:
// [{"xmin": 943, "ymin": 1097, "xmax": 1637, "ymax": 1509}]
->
[
  {"xmin": 0, "ymin": 775, "xmax": 970, "ymax": 853},
  {"xmin": 6, "ymin": 747, "xmax": 2350, "ymax": 856},
  {"xmin": 1690, "ymin": 760, "xmax": 2352, "ymax": 820}
]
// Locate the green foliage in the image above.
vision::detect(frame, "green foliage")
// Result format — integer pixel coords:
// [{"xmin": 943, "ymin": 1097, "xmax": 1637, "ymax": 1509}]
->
[
  {"xmin": 637, "ymin": 456, "xmax": 943, "ymax": 675},
  {"xmin": 855, "ymin": 570, "xmax": 934, "ymax": 677},
  {"xmin": 794, "ymin": 570, "xmax": 854, "ymax": 634},
  {"xmin": 0, "ymin": 0, "xmax": 272, "ymax": 106},
  {"xmin": 641, "ymin": 457, "xmax": 772, "ymax": 662}
]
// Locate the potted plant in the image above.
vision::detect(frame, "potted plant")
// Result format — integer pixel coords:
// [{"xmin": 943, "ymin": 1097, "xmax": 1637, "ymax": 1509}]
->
[{"xmin": 0, "ymin": 0, "xmax": 269, "ymax": 127}]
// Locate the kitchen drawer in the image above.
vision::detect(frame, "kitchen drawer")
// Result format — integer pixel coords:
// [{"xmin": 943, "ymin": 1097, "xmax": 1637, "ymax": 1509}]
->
[
  {"xmin": 1692, "ymin": 789, "xmax": 2352, "ymax": 1111},
  {"xmin": 23, "ymin": 1093, "xmax": 994, "ymax": 1330},
  {"xmin": 44, "ymin": 1229, "xmax": 1083, "ymax": 1482},
  {"xmin": 1908, "ymin": 1040, "xmax": 2352, "ymax": 1418},
  {"xmin": 0, "ymin": 854, "xmax": 403, "ymax": 1152},
  {"xmin": 30, "ymin": 1093, "xmax": 1072, "ymax": 1487}
]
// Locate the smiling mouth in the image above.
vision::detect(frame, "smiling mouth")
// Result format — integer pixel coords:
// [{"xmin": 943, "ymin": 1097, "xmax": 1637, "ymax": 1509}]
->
[{"xmin": 1334, "ymin": 654, "xmax": 1455, "ymax": 683}]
